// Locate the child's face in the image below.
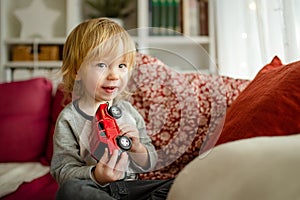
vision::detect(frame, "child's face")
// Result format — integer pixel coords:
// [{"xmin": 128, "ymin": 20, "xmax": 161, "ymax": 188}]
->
[{"xmin": 77, "ymin": 44, "xmax": 130, "ymax": 104}]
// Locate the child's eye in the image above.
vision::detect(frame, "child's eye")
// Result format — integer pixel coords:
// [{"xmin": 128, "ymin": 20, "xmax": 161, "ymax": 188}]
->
[
  {"xmin": 96, "ymin": 63, "xmax": 107, "ymax": 68},
  {"xmin": 119, "ymin": 64, "xmax": 127, "ymax": 68}
]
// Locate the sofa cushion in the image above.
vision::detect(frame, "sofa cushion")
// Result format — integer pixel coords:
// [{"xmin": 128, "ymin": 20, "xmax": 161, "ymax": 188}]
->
[
  {"xmin": 41, "ymin": 83, "xmax": 67, "ymax": 165},
  {"xmin": 202, "ymin": 57, "xmax": 300, "ymax": 151},
  {"xmin": 1, "ymin": 173, "xmax": 58, "ymax": 200},
  {"xmin": 128, "ymin": 53, "xmax": 250, "ymax": 179},
  {"xmin": 168, "ymin": 134, "xmax": 300, "ymax": 200},
  {"xmin": 0, "ymin": 78, "xmax": 52, "ymax": 162}
]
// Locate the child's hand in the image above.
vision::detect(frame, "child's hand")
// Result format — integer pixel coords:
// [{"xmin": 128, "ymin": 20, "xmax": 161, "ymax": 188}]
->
[
  {"xmin": 118, "ymin": 123, "xmax": 150, "ymax": 168},
  {"xmin": 93, "ymin": 148, "xmax": 128, "ymax": 185},
  {"xmin": 118, "ymin": 123, "xmax": 143, "ymax": 153}
]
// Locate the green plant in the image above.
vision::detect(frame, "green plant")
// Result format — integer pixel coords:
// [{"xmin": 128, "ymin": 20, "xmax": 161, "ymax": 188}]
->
[{"xmin": 85, "ymin": 0, "xmax": 134, "ymax": 19}]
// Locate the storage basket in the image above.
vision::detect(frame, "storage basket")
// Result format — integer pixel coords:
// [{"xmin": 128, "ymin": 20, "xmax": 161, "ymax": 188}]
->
[{"xmin": 12, "ymin": 45, "xmax": 60, "ymax": 61}]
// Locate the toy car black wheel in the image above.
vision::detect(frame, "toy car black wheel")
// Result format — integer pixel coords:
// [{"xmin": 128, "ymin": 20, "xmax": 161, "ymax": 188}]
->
[
  {"xmin": 108, "ymin": 105, "xmax": 122, "ymax": 119},
  {"xmin": 117, "ymin": 135, "xmax": 132, "ymax": 151}
]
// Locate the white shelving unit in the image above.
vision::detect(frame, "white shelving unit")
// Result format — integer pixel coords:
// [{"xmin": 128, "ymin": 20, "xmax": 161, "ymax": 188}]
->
[
  {"xmin": 0, "ymin": 0, "xmax": 216, "ymax": 82},
  {"xmin": 0, "ymin": 0, "xmax": 82, "ymax": 82},
  {"xmin": 135, "ymin": 0, "xmax": 217, "ymax": 74},
  {"xmin": 3, "ymin": 37, "xmax": 65, "ymax": 81}
]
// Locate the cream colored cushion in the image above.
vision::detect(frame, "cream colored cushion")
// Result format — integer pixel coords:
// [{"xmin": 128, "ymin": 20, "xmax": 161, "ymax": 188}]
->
[
  {"xmin": 167, "ymin": 134, "xmax": 300, "ymax": 200},
  {"xmin": 0, "ymin": 162, "xmax": 49, "ymax": 197}
]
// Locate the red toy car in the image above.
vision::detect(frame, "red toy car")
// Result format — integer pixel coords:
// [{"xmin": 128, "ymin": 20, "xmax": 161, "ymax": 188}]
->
[{"xmin": 91, "ymin": 103, "xmax": 132, "ymax": 161}]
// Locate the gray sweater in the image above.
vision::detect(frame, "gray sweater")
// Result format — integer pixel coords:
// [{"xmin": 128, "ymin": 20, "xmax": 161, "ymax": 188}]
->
[{"xmin": 50, "ymin": 100, "xmax": 157, "ymax": 185}]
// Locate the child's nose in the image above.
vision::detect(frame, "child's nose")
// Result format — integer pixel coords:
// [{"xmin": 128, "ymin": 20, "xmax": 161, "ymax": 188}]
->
[{"xmin": 107, "ymin": 66, "xmax": 119, "ymax": 80}]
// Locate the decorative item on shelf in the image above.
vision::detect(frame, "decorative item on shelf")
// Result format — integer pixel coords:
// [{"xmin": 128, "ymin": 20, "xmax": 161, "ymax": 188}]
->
[
  {"xmin": 12, "ymin": 45, "xmax": 60, "ymax": 61},
  {"xmin": 84, "ymin": 0, "xmax": 134, "ymax": 27},
  {"xmin": 14, "ymin": 0, "xmax": 61, "ymax": 39}
]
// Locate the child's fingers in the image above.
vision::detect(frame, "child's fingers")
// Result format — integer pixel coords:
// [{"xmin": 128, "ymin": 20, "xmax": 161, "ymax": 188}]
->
[
  {"xmin": 99, "ymin": 148, "xmax": 109, "ymax": 164},
  {"xmin": 94, "ymin": 149, "xmax": 122, "ymax": 183},
  {"xmin": 115, "ymin": 152, "xmax": 128, "ymax": 172},
  {"xmin": 118, "ymin": 123, "xmax": 134, "ymax": 132},
  {"xmin": 106, "ymin": 149, "xmax": 119, "ymax": 169},
  {"xmin": 119, "ymin": 124, "xmax": 139, "ymax": 138}
]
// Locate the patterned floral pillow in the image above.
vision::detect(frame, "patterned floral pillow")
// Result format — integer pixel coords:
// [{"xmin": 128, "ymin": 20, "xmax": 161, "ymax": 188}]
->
[{"xmin": 128, "ymin": 53, "xmax": 250, "ymax": 179}]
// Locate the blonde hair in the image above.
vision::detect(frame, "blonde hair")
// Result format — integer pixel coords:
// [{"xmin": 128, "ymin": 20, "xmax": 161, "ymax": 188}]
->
[{"xmin": 61, "ymin": 17, "xmax": 136, "ymax": 101}]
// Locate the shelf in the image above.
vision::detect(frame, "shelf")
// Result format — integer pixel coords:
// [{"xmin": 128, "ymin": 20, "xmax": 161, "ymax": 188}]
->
[
  {"xmin": 4, "ymin": 61, "xmax": 62, "ymax": 82},
  {"xmin": 5, "ymin": 61, "xmax": 62, "ymax": 68},
  {"xmin": 5, "ymin": 37, "xmax": 66, "ymax": 44},
  {"xmin": 141, "ymin": 36, "xmax": 210, "ymax": 44}
]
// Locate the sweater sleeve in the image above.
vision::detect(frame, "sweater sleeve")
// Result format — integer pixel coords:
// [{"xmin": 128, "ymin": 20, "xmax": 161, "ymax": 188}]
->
[{"xmin": 50, "ymin": 105, "xmax": 94, "ymax": 185}]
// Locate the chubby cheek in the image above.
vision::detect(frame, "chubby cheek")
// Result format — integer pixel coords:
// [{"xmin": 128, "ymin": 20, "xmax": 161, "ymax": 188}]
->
[
  {"xmin": 84, "ymin": 78, "xmax": 99, "ymax": 98},
  {"xmin": 120, "ymin": 73, "xmax": 129, "ymax": 88},
  {"xmin": 84, "ymin": 72, "xmax": 105, "ymax": 97}
]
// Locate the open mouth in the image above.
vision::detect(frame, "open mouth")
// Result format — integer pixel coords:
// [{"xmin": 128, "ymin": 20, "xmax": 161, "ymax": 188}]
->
[{"xmin": 102, "ymin": 86, "xmax": 118, "ymax": 93}]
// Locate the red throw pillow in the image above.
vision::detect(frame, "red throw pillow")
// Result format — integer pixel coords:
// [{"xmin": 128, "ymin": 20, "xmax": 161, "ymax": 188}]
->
[
  {"xmin": 259, "ymin": 56, "xmax": 283, "ymax": 73},
  {"xmin": 42, "ymin": 83, "xmax": 68, "ymax": 165},
  {"xmin": 213, "ymin": 57, "xmax": 300, "ymax": 147},
  {"xmin": 0, "ymin": 78, "xmax": 52, "ymax": 162}
]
